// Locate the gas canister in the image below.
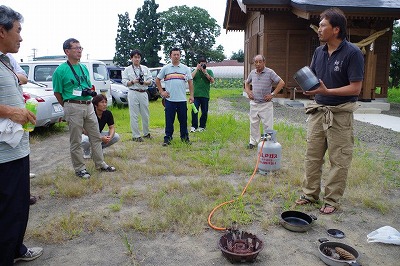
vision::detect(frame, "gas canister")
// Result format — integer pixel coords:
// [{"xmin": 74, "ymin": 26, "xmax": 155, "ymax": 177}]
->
[{"xmin": 257, "ymin": 130, "xmax": 282, "ymax": 173}]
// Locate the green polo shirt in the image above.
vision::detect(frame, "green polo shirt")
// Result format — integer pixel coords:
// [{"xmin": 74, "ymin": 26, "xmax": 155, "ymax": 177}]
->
[{"xmin": 52, "ymin": 62, "xmax": 92, "ymax": 101}]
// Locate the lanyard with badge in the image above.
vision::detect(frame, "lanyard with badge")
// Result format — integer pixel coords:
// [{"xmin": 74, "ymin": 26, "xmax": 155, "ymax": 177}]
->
[{"xmin": 67, "ymin": 61, "xmax": 89, "ymax": 96}]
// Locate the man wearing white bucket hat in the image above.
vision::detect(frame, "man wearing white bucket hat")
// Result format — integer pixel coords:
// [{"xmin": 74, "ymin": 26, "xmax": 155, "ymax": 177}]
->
[{"xmin": 295, "ymin": 8, "xmax": 364, "ymax": 214}]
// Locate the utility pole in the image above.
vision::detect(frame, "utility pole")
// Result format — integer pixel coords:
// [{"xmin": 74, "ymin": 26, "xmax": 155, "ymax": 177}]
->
[{"xmin": 32, "ymin": 48, "xmax": 37, "ymax": 59}]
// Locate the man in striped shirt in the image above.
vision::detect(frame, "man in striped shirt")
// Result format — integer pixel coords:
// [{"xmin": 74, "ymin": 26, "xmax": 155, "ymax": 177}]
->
[
  {"xmin": 0, "ymin": 5, "xmax": 43, "ymax": 264},
  {"xmin": 244, "ymin": 54, "xmax": 285, "ymax": 149}
]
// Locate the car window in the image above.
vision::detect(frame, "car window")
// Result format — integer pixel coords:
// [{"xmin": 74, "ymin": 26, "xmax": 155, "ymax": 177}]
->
[
  {"xmin": 109, "ymin": 69, "xmax": 122, "ymax": 80},
  {"xmin": 93, "ymin": 64, "xmax": 108, "ymax": 81},
  {"xmin": 21, "ymin": 65, "xmax": 29, "ymax": 76},
  {"xmin": 34, "ymin": 65, "xmax": 58, "ymax": 82},
  {"xmin": 150, "ymin": 69, "xmax": 160, "ymax": 78}
]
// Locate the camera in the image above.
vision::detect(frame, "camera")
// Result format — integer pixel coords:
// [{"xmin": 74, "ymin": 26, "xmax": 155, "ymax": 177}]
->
[
  {"xmin": 138, "ymin": 74, "xmax": 144, "ymax": 85},
  {"xmin": 81, "ymin": 88, "xmax": 97, "ymax": 97},
  {"xmin": 201, "ymin": 63, "xmax": 206, "ymax": 69}
]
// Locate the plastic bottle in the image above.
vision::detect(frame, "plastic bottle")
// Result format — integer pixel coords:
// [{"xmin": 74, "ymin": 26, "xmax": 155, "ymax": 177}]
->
[
  {"xmin": 191, "ymin": 103, "xmax": 198, "ymax": 114},
  {"xmin": 23, "ymin": 98, "xmax": 38, "ymax": 132}
]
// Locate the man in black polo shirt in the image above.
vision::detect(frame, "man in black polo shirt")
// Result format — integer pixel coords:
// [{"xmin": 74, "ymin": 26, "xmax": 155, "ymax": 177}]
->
[
  {"xmin": 295, "ymin": 8, "xmax": 364, "ymax": 214},
  {"xmin": 81, "ymin": 94, "xmax": 120, "ymax": 159}
]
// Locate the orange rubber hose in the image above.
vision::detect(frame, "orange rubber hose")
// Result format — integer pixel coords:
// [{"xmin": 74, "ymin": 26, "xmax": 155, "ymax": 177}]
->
[{"xmin": 207, "ymin": 139, "xmax": 265, "ymax": 231}]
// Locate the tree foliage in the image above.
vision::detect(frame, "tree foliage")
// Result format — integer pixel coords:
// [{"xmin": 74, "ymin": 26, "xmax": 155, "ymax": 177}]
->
[
  {"xmin": 132, "ymin": 0, "xmax": 163, "ymax": 67},
  {"xmin": 390, "ymin": 21, "xmax": 400, "ymax": 87},
  {"xmin": 114, "ymin": 12, "xmax": 134, "ymax": 66},
  {"xmin": 160, "ymin": 5, "xmax": 224, "ymax": 66},
  {"xmin": 230, "ymin": 49, "xmax": 244, "ymax": 62}
]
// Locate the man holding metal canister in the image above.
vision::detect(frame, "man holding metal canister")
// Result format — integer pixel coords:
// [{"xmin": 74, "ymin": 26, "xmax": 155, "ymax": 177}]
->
[{"xmin": 295, "ymin": 8, "xmax": 364, "ymax": 214}]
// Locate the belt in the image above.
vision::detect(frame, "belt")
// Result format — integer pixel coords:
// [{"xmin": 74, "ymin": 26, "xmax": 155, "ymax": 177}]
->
[
  {"xmin": 130, "ymin": 89, "xmax": 147, "ymax": 93},
  {"xmin": 64, "ymin": 100, "xmax": 92, "ymax": 105}
]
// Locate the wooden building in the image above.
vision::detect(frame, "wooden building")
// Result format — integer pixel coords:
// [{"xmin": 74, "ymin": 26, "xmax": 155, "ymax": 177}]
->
[{"xmin": 224, "ymin": 0, "xmax": 400, "ymax": 101}]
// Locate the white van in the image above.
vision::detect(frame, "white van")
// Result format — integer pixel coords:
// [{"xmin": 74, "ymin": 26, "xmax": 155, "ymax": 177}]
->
[{"xmin": 20, "ymin": 60, "xmax": 112, "ymax": 106}]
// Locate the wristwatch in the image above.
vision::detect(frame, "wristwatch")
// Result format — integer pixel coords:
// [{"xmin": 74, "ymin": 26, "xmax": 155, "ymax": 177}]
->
[{"xmin": 271, "ymin": 92, "xmax": 275, "ymax": 96}]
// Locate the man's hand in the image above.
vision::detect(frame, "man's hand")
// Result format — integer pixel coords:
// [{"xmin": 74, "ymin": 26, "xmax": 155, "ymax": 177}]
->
[
  {"xmin": 101, "ymin": 135, "xmax": 111, "ymax": 144},
  {"xmin": 161, "ymin": 91, "xmax": 170, "ymax": 98},
  {"xmin": 303, "ymin": 79, "xmax": 326, "ymax": 96},
  {"xmin": 246, "ymin": 91, "xmax": 254, "ymax": 100},
  {"xmin": 10, "ymin": 107, "xmax": 36, "ymax": 126},
  {"xmin": 264, "ymin": 94, "xmax": 274, "ymax": 102}
]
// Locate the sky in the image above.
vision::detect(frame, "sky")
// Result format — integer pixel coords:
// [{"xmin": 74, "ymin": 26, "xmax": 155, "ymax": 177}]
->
[{"xmin": 2, "ymin": 0, "xmax": 244, "ymax": 63}]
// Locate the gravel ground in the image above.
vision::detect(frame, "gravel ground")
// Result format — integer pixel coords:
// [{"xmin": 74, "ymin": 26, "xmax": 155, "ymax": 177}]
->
[
  {"xmin": 228, "ymin": 97, "xmax": 400, "ymax": 154},
  {"xmin": 276, "ymin": 102, "xmax": 400, "ymax": 149}
]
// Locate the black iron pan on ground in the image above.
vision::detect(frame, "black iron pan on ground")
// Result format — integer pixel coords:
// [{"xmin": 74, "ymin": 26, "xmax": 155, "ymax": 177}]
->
[{"xmin": 280, "ymin": 210, "xmax": 317, "ymax": 232}]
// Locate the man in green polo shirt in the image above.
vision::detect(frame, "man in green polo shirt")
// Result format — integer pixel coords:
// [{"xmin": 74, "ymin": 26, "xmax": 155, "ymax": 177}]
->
[
  {"xmin": 53, "ymin": 38, "xmax": 115, "ymax": 179},
  {"xmin": 190, "ymin": 56, "xmax": 214, "ymax": 132}
]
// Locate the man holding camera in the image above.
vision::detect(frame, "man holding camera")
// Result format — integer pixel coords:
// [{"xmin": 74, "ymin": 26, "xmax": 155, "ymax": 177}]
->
[
  {"xmin": 53, "ymin": 38, "xmax": 115, "ymax": 179},
  {"xmin": 190, "ymin": 57, "xmax": 214, "ymax": 132},
  {"xmin": 122, "ymin": 49, "xmax": 153, "ymax": 142}
]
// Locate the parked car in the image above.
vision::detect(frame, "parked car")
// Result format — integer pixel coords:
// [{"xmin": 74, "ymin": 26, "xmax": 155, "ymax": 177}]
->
[
  {"xmin": 20, "ymin": 60, "xmax": 113, "ymax": 106},
  {"xmin": 107, "ymin": 66, "xmax": 124, "ymax": 84},
  {"xmin": 22, "ymin": 81, "xmax": 64, "ymax": 129},
  {"xmin": 110, "ymin": 80, "xmax": 128, "ymax": 105}
]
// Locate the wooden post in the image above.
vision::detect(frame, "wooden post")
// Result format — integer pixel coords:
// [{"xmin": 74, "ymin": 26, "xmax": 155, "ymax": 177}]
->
[{"xmin": 360, "ymin": 32, "xmax": 377, "ymax": 102}]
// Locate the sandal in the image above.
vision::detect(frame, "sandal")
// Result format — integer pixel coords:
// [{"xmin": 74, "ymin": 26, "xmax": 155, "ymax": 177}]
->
[
  {"xmin": 295, "ymin": 195, "xmax": 313, "ymax": 205},
  {"xmin": 100, "ymin": 165, "xmax": 116, "ymax": 172},
  {"xmin": 319, "ymin": 203, "xmax": 337, "ymax": 215}
]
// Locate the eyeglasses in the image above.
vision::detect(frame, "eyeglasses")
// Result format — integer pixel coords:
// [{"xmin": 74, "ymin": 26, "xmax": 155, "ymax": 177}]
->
[{"xmin": 69, "ymin": 47, "xmax": 83, "ymax": 51}]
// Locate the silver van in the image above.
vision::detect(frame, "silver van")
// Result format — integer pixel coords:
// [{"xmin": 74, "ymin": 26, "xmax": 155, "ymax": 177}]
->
[{"xmin": 20, "ymin": 60, "xmax": 112, "ymax": 106}]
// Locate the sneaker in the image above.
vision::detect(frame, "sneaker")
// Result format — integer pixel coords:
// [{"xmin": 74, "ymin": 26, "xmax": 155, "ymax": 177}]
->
[
  {"xmin": 247, "ymin": 143, "xmax": 256, "ymax": 149},
  {"xmin": 143, "ymin": 133, "xmax": 153, "ymax": 139},
  {"xmin": 181, "ymin": 138, "xmax": 191, "ymax": 145},
  {"xmin": 14, "ymin": 247, "xmax": 43, "ymax": 262},
  {"xmin": 29, "ymin": 173, "xmax": 36, "ymax": 178},
  {"xmin": 162, "ymin": 141, "xmax": 170, "ymax": 147},
  {"xmin": 76, "ymin": 169, "xmax": 91, "ymax": 179},
  {"xmin": 132, "ymin": 137, "xmax": 144, "ymax": 142},
  {"xmin": 197, "ymin": 127, "xmax": 205, "ymax": 132},
  {"xmin": 190, "ymin": 127, "xmax": 196, "ymax": 133},
  {"xmin": 99, "ymin": 165, "xmax": 116, "ymax": 172}
]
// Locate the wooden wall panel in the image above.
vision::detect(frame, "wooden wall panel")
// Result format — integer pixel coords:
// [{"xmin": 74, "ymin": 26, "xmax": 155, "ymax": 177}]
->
[
  {"xmin": 286, "ymin": 32, "xmax": 311, "ymax": 88},
  {"xmin": 265, "ymin": 33, "xmax": 287, "ymax": 76}
]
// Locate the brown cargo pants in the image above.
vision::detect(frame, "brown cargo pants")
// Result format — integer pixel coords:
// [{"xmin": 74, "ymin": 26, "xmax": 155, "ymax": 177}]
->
[{"xmin": 302, "ymin": 102, "xmax": 358, "ymax": 208}]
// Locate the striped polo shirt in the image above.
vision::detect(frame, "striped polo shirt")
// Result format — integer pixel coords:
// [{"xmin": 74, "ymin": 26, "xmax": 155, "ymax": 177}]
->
[
  {"xmin": 157, "ymin": 63, "xmax": 192, "ymax": 102},
  {"xmin": 246, "ymin": 67, "xmax": 281, "ymax": 103},
  {"xmin": 0, "ymin": 54, "xmax": 30, "ymax": 163}
]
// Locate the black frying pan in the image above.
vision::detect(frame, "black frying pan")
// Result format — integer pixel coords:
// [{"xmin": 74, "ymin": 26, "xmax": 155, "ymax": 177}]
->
[{"xmin": 280, "ymin": 210, "xmax": 317, "ymax": 232}]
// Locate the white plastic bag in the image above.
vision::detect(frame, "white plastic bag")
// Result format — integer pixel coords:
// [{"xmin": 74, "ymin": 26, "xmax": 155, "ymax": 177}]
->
[{"xmin": 367, "ymin": 226, "xmax": 400, "ymax": 245}]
